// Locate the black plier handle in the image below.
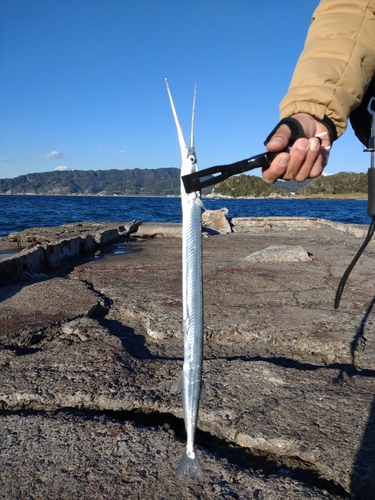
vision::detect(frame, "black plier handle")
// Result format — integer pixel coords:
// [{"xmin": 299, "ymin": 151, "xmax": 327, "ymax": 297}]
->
[{"xmin": 182, "ymin": 149, "xmax": 290, "ymax": 194}]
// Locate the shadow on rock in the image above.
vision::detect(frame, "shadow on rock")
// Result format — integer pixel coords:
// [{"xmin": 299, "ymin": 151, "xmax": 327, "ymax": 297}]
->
[
  {"xmin": 351, "ymin": 297, "xmax": 375, "ymax": 365},
  {"xmin": 351, "ymin": 297, "xmax": 375, "ymax": 500},
  {"xmin": 212, "ymin": 354, "xmax": 375, "ymax": 380},
  {"xmin": 334, "ymin": 297, "xmax": 375, "ymax": 385},
  {"xmin": 351, "ymin": 396, "xmax": 375, "ymax": 499},
  {"xmin": 334, "ymin": 297, "xmax": 375, "ymax": 498},
  {"xmin": 98, "ymin": 317, "xmax": 180, "ymax": 362}
]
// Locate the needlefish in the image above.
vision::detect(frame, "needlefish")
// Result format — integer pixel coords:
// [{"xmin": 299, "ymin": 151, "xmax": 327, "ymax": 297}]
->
[{"xmin": 165, "ymin": 78, "xmax": 205, "ymax": 481}]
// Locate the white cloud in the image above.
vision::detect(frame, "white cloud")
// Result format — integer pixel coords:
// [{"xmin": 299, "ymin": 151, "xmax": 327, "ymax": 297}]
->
[
  {"xmin": 98, "ymin": 148, "xmax": 109, "ymax": 152},
  {"xmin": 117, "ymin": 150, "xmax": 126, "ymax": 154},
  {"xmin": 40, "ymin": 150, "xmax": 64, "ymax": 160},
  {"xmin": 0, "ymin": 158, "xmax": 12, "ymax": 162},
  {"xmin": 54, "ymin": 165, "xmax": 71, "ymax": 171}
]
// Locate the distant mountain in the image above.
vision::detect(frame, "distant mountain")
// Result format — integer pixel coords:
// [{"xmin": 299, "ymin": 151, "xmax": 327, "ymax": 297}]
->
[
  {"xmin": 211, "ymin": 171, "xmax": 368, "ymax": 198},
  {"xmin": 297, "ymin": 171, "xmax": 367, "ymax": 196},
  {"xmin": 0, "ymin": 168, "xmax": 184, "ymax": 196},
  {"xmin": 274, "ymin": 178, "xmax": 312, "ymax": 193},
  {"xmin": 212, "ymin": 174, "xmax": 288, "ymax": 197},
  {"xmin": 0, "ymin": 168, "xmax": 366, "ymax": 198}
]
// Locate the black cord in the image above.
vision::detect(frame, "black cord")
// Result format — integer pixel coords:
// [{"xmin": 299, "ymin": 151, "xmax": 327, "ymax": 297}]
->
[{"xmin": 334, "ymin": 216, "xmax": 375, "ymax": 309}]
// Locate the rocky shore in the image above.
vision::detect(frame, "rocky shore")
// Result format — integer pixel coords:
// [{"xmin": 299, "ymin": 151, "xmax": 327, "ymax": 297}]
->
[{"xmin": 0, "ymin": 213, "xmax": 374, "ymax": 499}]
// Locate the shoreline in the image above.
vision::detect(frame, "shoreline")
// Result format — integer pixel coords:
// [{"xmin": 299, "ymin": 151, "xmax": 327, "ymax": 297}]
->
[
  {"xmin": 0, "ymin": 192, "xmax": 368, "ymax": 200},
  {"xmin": 0, "ymin": 216, "xmax": 369, "ymax": 282}
]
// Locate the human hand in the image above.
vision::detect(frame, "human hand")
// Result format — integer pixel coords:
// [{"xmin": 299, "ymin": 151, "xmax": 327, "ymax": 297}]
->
[{"xmin": 263, "ymin": 113, "xmax": 331, "ymax": 184}]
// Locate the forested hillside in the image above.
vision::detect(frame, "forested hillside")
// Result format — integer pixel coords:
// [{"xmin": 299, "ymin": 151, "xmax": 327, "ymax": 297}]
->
[
  {"xmin": 212, "ymin": 174, "xmax": 288, "ymax": 197},
  {"xmin": 0, "ymin": 168, "xmax": 368, "ymax": 198},
  {"xmin": 297, "ymin": 172, "xmax": 367, "ymax": 196},
  {"xmin": 0, "ymin": 168, "xmax": 181, "ymax": 196}
]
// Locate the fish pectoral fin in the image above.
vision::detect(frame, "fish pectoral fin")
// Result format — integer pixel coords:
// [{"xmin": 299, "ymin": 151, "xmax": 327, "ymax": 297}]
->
[
  {"xmin": 193, "ymin": 196, "xmax": 205, "ymax": 210},
  {"xmin": 174, "ymin": 371, "xmax": 184, "ymax": 392}
]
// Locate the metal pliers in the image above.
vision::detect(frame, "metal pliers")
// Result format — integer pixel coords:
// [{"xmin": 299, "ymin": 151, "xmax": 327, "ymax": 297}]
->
[
  {"xmin": 182, "ymin": 116, "xmax": 310, "ymax": 193},
  {"xmin": 182, "ymin": 149, "xmax": 290, "ymax": 193}
]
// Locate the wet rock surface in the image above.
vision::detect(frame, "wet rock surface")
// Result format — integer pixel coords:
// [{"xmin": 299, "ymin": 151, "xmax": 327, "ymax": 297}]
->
[
  {"xmin": 0, "ymin": 220, "xmax": 140, "ymax": 284},
  {"xmin": 0, "ymin": 216, "xmax": 375, "ymax": 498}
]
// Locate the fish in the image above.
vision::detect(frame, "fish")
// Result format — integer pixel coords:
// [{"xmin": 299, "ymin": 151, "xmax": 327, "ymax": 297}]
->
[{"xmin": 165, "ymin": 78, "xmax": 204, "ymax": 481}]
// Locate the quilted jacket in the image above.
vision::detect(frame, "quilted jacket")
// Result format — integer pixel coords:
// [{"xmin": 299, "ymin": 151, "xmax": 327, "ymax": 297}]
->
[{"xmin": 280, "ymin": 0, "xmax": 375, "ymax": 144}]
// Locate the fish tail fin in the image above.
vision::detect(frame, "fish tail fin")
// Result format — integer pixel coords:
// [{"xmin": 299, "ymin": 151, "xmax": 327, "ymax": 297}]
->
[{"xmin": 175, "ymin": 450, "xmax": 203, "ymax": 482}]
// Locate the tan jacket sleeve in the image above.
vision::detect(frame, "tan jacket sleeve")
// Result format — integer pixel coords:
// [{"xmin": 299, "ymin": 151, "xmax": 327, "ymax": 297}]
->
[{"xmin": 280, "ymin": 0, "xmax": 375, "ymax": 138}]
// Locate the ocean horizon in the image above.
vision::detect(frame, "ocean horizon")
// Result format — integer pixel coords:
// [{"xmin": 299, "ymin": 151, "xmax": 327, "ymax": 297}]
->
[{"xmin": 0, "ymin": 194, "xmax": 370, "ymax": 238}]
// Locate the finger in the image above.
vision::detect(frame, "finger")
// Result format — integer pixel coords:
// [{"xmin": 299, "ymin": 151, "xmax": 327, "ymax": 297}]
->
[
  {"xmin": 282, "ymin": 138, "xmax": 310, "ymax": 181},
  {"xmin": 309, "ymin": 147, "xmax": 331, "ymax": 179},
  {"xmin": 308, "ymin": 161, "xmax": 324, "ymax": 179},
  {"xmin": 262, "ymin": 152, "xmax": 290, "ymax": 184},
  {"xmin": 293, "ymin": 137, "xmax": 321, "ymax": 182},
  {"xmin": 265, "ymin": 124, "xmax": 291, "ymax": 152}
]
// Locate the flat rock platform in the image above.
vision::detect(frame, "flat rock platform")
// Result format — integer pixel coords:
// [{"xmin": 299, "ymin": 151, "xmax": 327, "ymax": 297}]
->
[{"xmin": 0, "ymin": 217, "xmax": 374, "ymax": 499}]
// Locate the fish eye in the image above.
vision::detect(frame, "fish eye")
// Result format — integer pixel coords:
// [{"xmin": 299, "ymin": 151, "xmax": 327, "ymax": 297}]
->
[{"xmin": 188, "ymin": 154, "xmax": 196, "ymax": 163}]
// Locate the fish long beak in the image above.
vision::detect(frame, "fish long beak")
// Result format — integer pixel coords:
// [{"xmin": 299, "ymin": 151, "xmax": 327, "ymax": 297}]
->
[
  {"xmin": 165, "ymin": 78, "xmax": 188, "ymax": 160},
  {"xmin": 190, "ymin": 84, "xmax": 196, "ymax": 151}
]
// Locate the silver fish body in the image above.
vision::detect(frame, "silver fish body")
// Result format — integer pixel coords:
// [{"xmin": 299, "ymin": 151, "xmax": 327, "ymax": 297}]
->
[
  {"xmin": 165, "ymin": 79, "xmax": 204, "ymax": 481},
  {"xmin": 176, "ymin": 174, "xmax": 204, "ymax": 481}
]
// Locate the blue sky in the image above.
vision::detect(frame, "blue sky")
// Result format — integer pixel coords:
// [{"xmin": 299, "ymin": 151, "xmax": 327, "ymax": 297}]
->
[{"xmin": 0, "ymin": 0, "xmax": 370, "ymax": 179}]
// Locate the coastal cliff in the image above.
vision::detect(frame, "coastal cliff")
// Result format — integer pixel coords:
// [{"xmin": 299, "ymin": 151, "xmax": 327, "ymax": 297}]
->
[{"xmin": 0, "ymin": 168, "xmax": 369, "ymax": 198}]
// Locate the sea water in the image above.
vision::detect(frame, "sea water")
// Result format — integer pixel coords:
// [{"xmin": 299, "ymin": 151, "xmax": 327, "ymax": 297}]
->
[{"xmin": 0, "ymin": 195, "xmax": 369, "ymax": 237}]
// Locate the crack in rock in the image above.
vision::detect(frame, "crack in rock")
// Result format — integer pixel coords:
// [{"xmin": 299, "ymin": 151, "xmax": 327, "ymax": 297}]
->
[
  {"xmin": 1, "ymin": 222, "xmax": 375, "ymax": 498},
  {"xmin": 0, "ymin": 407, "xmax": 349, "ymax": 498}
]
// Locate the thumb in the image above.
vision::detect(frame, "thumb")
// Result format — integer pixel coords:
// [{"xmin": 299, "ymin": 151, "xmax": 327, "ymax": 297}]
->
[{"xmin": 265, "ymin": 124, "xmax": 291, "ymax": 152}]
